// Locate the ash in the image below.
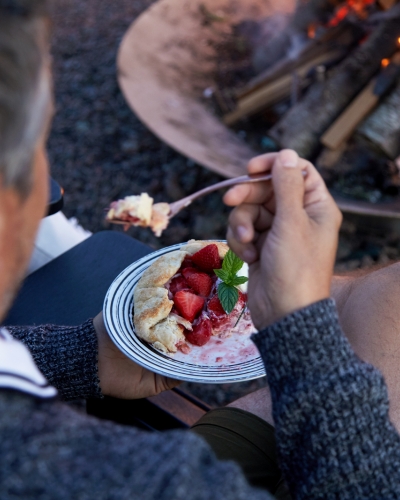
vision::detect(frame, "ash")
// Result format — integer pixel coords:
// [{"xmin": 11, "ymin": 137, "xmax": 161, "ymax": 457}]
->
[{"xmin": 47, "ymin": 0, "xmax": 400, "ymax": 407}]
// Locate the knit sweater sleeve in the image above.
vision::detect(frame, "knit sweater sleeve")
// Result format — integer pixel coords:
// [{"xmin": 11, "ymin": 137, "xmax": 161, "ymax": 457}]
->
[
  {"xmin": 252, "ymin": 298, "xmax": 400, "ymax": 499},
  {"xmin": 7, "ymin": 320, "xmax": 102, "ymax": 401}
]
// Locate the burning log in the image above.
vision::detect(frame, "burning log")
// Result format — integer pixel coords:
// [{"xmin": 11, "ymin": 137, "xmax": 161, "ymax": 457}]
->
[
  {"xmin": 268, "ymin": 18, "xmax": 400, "ymax": 158},
  {"xmin": 321, "ymin": 52, "xmax": 400, "ymax": 149},
  {"xmin": 377, "ymin": 0, "xmax": 398, "ymax": 9},
  {"xmin": 357, "ymin": 76, "xmax": 400, "ymax": 159},
  {"xmin": 252, "ymin": 0, "xmax": 344, "ymax": 73},
  {"xmin": 223, "ymin": 48, "xmax": 344, "ymax": 126},
  {"xmin": 237, "ymin": 21, "xmax": 364, "ymax": 99},
  {"xmin": 320, "ymin": 78, "xmax": 379, "ymax": 150}
]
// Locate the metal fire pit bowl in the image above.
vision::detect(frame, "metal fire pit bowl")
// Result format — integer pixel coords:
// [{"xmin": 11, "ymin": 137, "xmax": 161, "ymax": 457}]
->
[{"xmin": 117, "ymin": 0, "xmax": 400, "ymax": 219}]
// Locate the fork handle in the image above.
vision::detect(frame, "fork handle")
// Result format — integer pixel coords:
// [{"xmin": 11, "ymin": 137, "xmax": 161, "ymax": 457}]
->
[{"xmin": 174, "ymin": 173, "xmax": 273, "ymax": 208}]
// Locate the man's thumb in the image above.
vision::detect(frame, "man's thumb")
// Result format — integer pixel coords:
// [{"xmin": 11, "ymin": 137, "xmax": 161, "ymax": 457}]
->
[{"xmin": 272, "ymin": 149, "xmax": 305, "ymax": 217}]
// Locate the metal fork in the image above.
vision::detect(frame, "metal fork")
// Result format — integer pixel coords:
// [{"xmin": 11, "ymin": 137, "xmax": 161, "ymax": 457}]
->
[
  {"xmin": 167, "ymin": 173, "xmax": 272, "ymax": 218},
  {"xmin": 107, "ymin": 173, "xmax": 273, "ymax": 227}
]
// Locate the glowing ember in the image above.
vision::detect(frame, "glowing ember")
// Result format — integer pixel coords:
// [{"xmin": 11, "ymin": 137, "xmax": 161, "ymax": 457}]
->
[
  {"xmin": 327, "ymin": 0, "xmax": 376, "ymax": 28},
  {"xmin": 381, "ymin": 58, "xmax": 390, "ymax": 68},
  {"xmin": 308, "ymin": 23, "xmax": 317, "ymax": 39}
]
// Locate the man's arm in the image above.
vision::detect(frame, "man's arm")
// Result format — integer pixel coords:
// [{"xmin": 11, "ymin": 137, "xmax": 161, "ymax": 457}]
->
[
  {"xmin": 6, "ymin": 301, "xmax": 400, "ymax": 500},
  {"xmin": 318, "ymin": 267, "xmax": 400, "ymax": 428},
  {"xmin": 254, "ymin": 298, "xmax": 400, "ymax": 499},
  {"xmin": 7, "ymin": 320, "xmax": 102, "ymax": 400},
  {"xmin": 7, "ymin": 313, "xmax": 179, "ymax": 401},
  {"xmin": 330, "ymin": 263, "xmax": 400, "ymax": 430},
  {"xmin": 1, "ymin": 389, "xmax": 273, "ymax": 500},
  {"xmin": 224, "ymin": 149, "xmax": 400, "ymax": 497}
]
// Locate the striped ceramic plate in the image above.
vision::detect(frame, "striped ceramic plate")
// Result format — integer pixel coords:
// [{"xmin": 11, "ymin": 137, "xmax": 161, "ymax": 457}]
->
[{"xmin": 103, "ymin": 242, "xmax": 266, "ymax": 384}]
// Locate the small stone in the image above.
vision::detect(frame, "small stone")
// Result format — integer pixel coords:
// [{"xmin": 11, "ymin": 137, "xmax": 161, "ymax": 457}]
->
[
  {"xmin": 121, "ymin": 139, "xmax": 139, "ymax": 153},
  {"xmin": 75, "ymin": 121, "xmax": 90, "ymax": 133}
]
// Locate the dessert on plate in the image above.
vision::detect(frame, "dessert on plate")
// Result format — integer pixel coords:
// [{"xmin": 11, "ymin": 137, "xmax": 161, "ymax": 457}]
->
[
  {"xmin": 133, "ymin": 241, "xmax": 253, "ymax": 354},
  {"xmin": 106, "ymin": 193, "xmax": 170, "ymax": 237}
]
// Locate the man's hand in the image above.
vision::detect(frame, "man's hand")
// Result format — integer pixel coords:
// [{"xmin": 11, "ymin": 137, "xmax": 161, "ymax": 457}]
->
[
  {"xmin": 224, "ymin": 149, "xmax": 342, "ymax": 330},
  {"xmin": 93, "ymin": 312, "xmax": 180, "ymax": 399}
]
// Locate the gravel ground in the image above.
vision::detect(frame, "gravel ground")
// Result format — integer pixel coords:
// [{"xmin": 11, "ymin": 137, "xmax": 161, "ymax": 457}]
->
[{"xmin": 48, "ymin": 0, "xmax": 400, "ymax": 407}]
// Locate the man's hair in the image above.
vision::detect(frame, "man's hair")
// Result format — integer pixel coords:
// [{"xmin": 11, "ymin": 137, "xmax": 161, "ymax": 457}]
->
[{"xmin": 0, "ymin": 0, "xmax": 50, "ymax": 197}]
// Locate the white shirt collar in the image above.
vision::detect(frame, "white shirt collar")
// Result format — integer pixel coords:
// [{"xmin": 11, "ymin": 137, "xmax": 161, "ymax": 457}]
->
[{"xmin": 0, "ymin": 328, "xmax": 57, "ymax": 399}]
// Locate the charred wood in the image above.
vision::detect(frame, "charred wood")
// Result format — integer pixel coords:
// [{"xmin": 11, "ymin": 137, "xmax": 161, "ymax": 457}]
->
[
  {"xmin": 252, "ymin": 0, "xmax": 344, "ymax": 73},
  {"xmin": 238, "ymin": 21, "xmax": 364, "ymax": 99},
  {"xmin": 358, "ymin": 77, "xmax": 400, "ymax": 159},
  {"xmin": 377, "ymin": 0, "xmax": 399, "ymax": 11},
  {"xmin": 223, "ymin": 49, "xmax": 343, "ymax": 126},
  {"xmin": 268, "ymin": 19, "xmax": 400, "ymax": 158},
  {"xmin": 320, "ymin": 79, "xmax": 379, "ymax": 150}
]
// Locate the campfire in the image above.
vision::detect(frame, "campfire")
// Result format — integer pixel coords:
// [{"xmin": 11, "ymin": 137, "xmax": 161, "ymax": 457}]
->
[
  {"xmin": 118, "ymin": 0, "xmax": 400, "ymax": 216},
  {"xmin": 207, "ymin": 0, "xmax": 400, "ymax": 204}
]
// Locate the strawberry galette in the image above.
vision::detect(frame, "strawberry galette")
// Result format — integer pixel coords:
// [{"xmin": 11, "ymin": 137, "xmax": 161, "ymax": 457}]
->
[
  {"xmin": 133, "ymin": 241, "xmax": 253, "ymax": 354},
  {"xmin": 106, "ymin": 193, "xmax": 170, "ymax": 236}
]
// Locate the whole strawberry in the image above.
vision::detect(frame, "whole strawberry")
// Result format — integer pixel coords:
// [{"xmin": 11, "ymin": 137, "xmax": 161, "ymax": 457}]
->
[
  {"xmin": 191, "ymin": 244, "xmax": 221, "ymax": 273},
  {"xmin": 184, "ymin": 317, "xmax": 212, "ymax": 346},
  {"xmin": 182, "ymin": 268, "xmax": 213, "ymax": 297}
]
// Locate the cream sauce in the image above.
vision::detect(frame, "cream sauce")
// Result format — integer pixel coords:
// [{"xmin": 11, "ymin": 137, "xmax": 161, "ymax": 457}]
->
[{"xmin": 169, "ymin": 317, "xmax": 258, "ymax": 366}]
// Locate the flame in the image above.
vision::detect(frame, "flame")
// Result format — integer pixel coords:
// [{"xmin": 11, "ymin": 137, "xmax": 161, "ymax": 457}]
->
[
  {"xmin": 381, "ymin": 58, "xmax": 390, "ymax": 68},
  {"xmin": 327, "ymin": 0, "xmax": 376, "ymax": 28}
]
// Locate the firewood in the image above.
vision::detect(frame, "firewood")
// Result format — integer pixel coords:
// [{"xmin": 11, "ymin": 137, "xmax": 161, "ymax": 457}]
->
[
  {"xmin": 321, "ymin": 52, "xmax": 400, "ymax": 150},
  {"xmin": 238, "ymin": 21, "xmax": 363, "ymax": 100},
  {"xmin": 378, "ymin": 0, "xmax": 398, "ymax": 10},
  {"xmin": 316, "ymin": 144, "xmax": 346, "ymax": 170},
  {"xmin": 320, "ymin": 79, "xmax": 379, "ymax": 150},
  {"xmin": 358, "ymin": 77, "xmax": 400, "ymax": 159},
  {"xmin": 223, "ymin": 49, "xmax": 343, "ymax": 126},
  {"xmin": 252, "ymin": 0, "xmax": 344, "ymax": 73},
  {"xmin": 268, "ymin": 19, "xmax": 400, "ymax": 158}
]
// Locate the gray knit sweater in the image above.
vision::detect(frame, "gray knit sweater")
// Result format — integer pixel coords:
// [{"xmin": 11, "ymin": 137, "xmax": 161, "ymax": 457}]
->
[{"xmin": 2, "ymin": 299, "xmax": 400, "ymax": 499}]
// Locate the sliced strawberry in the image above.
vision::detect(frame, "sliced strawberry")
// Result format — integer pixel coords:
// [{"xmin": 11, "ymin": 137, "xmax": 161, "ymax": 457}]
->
[
  {"xmin": 191, "ymin": 244, "xmax": 222, "ymax": 272},
  {"xmin": 181, "ymin": 267, "xmax": 198, "ymax": 280},
  {"xmin": 176, "ymin": 341, "xmax": 191, "ymax": 354},
  {"xmin": 181, "ymin": 256, "xmax": 194, "ymax": 269},
  {"xmin": 207, "ymin": 291, "xmax": 247, "ymax": 332},
  {"xmin": 173, "ymin": 290, "xmax": 205, "ymax": 322},
  {"xmin": 184, "ymin": 318, "xmax": 212, "ymax": 346},
  {"xmin": 169, "ymin": 275, "xmax": 191, "ymax": 295},
  {"xmin": 182, "ymin": 268, "xmax": 212, "ymax": 296},
  {"xmin": 207, "ymin": 294, "xmax": 226, "ymax": 316}
]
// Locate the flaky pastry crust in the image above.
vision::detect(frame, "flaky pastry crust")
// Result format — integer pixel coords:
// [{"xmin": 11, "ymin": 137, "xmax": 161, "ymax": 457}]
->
[{"xmin": 133, "ymin": 240, "xmax": 228, "ymax": 353}]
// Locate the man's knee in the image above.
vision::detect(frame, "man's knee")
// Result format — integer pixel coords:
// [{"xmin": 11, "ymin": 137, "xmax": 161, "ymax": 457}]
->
[{"xmin": 340, "ymin": 262, "xmax": 400, "ymax": 357}]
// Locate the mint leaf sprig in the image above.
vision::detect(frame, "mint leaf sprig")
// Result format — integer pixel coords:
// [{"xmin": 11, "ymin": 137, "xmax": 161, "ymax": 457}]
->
[{"xmin": 214, "ymin": 250, "xmax": 248, "ymax": 314}]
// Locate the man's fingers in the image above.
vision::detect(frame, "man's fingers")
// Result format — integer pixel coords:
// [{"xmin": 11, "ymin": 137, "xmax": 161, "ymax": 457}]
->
[
  {"xmin": 158, "ymin": 375, "xmax": 181, "ymax": 393},
  {"xmin": 229, "ymin": 204, "xmax": 274, "ymax": 240},
  {"xmin": 247, "ymin": 152, "xmax": 279, "ymax": 174},
  {"xmin": 272, "ymin": 150, "xmax": 306, "ymax": 218},
  {"xmin": 224, "ymin": 153, "xmax": 278, "ymax": 206},
  {"xmin": 301, "ymin": 159, "xmax": 342, "ymax": 229},
  {"xmin": 227, "ymin": 226, "xmax": 258, "ymax": 264},
  {"xmin": 223, "ymin": 181, "xmax": 273, "ymax": 207},
  {"xmin": 227, "ymin": 204, "xmax": 273, "ymax": 263}
]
